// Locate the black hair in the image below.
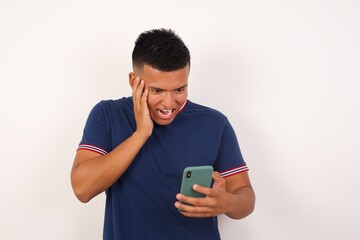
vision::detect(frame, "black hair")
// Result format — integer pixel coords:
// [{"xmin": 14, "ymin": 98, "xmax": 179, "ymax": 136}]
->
[{"xmin": 132, "ymin": 28, "xmax": 190, "ymax": 71}]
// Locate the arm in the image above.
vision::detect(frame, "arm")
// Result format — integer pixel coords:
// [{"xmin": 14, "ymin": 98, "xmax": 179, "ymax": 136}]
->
[
  {"xmin": 71, "ymin": 77, "xmax": 152, "ymax": 203},
  {"xmin": 71, "ymin": 131, "xmax": 149, "ymax": 203},
  {"xmin": 175, "ymin": 171, "xmax": 255, "ymax": 219},
  {"xmin": 221, "ymin": 171, "xmax": 255, "ymax": 219}
]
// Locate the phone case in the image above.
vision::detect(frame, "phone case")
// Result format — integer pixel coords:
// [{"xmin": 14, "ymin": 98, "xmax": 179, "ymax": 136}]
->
[{"xmin": 180, "ymin": 166, "xmax": 213, "ymax": 198}]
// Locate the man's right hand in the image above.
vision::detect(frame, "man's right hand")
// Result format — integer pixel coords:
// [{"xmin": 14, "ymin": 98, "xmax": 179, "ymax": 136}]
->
[
  {"xmin": 71, "ymin": 78, "xmax": 154, "ymax": 202},
  {"xmin": 71, "ymin": 77, "xmax": 154, "ymax": 203},
  {"xmin": 131, "ymin": 77, "xmax": 153, "ymax": 138}
]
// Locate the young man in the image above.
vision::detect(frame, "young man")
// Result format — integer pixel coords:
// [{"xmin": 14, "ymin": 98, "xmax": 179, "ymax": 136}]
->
[{"xmin": 71, "ymin": 29, "xmax": 255, "ymax": 240}]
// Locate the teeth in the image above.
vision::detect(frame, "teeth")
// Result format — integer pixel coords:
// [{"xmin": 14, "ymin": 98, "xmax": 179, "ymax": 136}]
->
[{"xmin": 158, "ymin": 109, "xmax": 173, "ymax": 116}]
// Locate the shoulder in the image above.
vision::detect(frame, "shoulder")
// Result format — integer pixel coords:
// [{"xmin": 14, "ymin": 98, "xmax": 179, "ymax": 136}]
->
[
  {"xmin": 91, "ymin": 97, "xmax": 133, "ymax": 114},
  {"xmin": 85, "ymin": 97, "xmax": 134, "ymax": 126},
  {"xmin": 96, "ymin": 96, "xmax": 132, "ymax": 108}
]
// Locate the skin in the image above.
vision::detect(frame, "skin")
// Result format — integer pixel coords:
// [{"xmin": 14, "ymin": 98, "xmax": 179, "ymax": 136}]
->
[{"xmin": 71, "ymin": 64, "xmax": 255, "ymax": 219}]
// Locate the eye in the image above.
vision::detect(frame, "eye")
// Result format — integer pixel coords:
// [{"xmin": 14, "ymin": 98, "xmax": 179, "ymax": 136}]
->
[
  {"xmin": 150, "ymin": 88, "xmax": 163, "ymax": 94},
  {"xmin": 174, "ymin": 87, "xmax": 185, "ymax": 93}
]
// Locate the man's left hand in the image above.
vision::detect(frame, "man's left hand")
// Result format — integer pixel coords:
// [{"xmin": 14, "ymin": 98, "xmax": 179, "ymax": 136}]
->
[{"xmin": 175, "ymin": 172, "xmax": 234, "ymax": 218}]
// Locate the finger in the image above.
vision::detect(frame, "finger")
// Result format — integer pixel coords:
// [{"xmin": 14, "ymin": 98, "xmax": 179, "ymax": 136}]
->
[
  {"xmin": 132, "ymin": 77, "xmax": 140, "ymax": 103},
  {"xmin": 131, "ymin": 76, "xmax": 140, "ymax": 91},
  {"xmin": 176, "ymin": 193, "xmax": 211, "ymax": 208},
  {"xmin": 175, "ymin": 201, "xmax": 214, "ymax": 218},
  {"xmin": 134, "ymin": 79, "xmax": 145, "ymax": 99},
  {"xmin": 181, "ymin": 210, "xmax": 215, "ymax": 218},
  {"xmin": 212, "ymin": 171, "xmax": 221, "ymax": 180},
  {"xmin": 212, "ymin": 171, "xmax": 225, "ymax": 187},
  {"xmin": 193, "ymin": 184, "xmax": 212, "ymax": 197},
  {"xmin": 141, "ymin": 88, "xmax": 149, "ymax": 106}
]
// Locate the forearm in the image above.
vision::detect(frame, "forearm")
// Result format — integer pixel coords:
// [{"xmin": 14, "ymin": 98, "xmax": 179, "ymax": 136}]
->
[
  {"xmin": 71, "ymin": 131, "xmax": 149, "ymax": 203},
  {"xmin": 225, "ymin": 185, "xmax": 255, "ymax": 219}
]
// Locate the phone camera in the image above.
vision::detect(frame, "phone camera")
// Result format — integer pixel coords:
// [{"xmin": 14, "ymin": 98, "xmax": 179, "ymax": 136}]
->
[{"xmin": 186, "ymin": 171, "xmax": 192, "ymax": 178}]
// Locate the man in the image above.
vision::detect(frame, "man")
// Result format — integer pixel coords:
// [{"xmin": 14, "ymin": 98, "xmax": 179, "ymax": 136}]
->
[{"xmin": 71, "ymin": 28, "xmax": 255, "ymax": 239}]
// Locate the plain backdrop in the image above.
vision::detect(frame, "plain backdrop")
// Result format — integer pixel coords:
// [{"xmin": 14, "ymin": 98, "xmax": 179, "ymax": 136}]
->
[{"xmin": 1, "ymin": 0, "xmax": 359, "ymax": 239}]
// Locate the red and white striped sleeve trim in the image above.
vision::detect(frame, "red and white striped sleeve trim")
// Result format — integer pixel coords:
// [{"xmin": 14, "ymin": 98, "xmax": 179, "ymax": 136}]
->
[
  {"xmin": 77, "ymin": 144, "xmax": 108, "ymax": 155},
  {"xmin": 220, "ymin": 165, "xmax": 249, "ymax": 178}
]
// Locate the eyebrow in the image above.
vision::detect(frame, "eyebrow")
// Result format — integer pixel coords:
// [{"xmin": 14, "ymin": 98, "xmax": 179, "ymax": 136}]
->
[{"xmin": 148, "ymin": 84, "xmax": 188, "ymax": 91}]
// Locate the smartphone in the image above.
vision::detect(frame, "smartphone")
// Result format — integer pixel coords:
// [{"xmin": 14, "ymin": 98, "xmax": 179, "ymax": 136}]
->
[{"xmin": 180, "ymin": 166, "xmax": 213, "ymax": 199}]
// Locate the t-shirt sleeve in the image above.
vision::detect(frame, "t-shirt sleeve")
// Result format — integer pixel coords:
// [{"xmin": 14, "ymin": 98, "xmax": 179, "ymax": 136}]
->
[
  {"xmin": 214, "ymin": 119, "xmax": 249, "ymax": 178},
  {"xmin": 77, "ymin": 101, "xmax": 110, "ymax": 155}
]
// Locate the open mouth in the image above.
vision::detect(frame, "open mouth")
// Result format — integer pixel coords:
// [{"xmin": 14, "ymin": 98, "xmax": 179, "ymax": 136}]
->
[{"xmin": 156, "ymin": 109, "xmax": 175, "ymax": 119}]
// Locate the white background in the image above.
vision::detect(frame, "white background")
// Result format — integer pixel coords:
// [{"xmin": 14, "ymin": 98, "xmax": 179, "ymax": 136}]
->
[{"xmin": 1, "ymin": 0, "xmax": 359, "ymax": 239}]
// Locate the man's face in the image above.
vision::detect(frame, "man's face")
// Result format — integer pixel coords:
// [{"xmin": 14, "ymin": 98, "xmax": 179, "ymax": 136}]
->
[{"xmin": 132, "ymin": 64, "xmax": 189, "ymax": 125}]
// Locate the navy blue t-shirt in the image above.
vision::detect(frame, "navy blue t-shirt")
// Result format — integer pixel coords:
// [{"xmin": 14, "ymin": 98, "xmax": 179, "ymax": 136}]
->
[{"xmin": 78, "ymin": 97, "xmax": 248, "ymax": 240}]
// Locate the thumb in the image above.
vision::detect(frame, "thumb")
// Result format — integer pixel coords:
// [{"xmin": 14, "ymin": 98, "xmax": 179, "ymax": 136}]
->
[{"xmin": 212, "ymin": 171, "xmax": 224, "ymax": 185}]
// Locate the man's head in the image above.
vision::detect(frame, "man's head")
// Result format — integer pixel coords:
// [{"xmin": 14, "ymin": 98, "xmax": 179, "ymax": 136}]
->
[
  {"xmin": 132, "ymin": 28, "xmax": 190, "ymax": 72},
  {"xmin": 129, "ymin": 29, "xmax": 191, "ymax": 126}
]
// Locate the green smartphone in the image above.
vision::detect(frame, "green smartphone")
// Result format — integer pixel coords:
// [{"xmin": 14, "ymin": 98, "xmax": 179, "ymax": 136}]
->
[{"xmin": 180, "ymin": 166, "xmax": 213, "ymax": 199}]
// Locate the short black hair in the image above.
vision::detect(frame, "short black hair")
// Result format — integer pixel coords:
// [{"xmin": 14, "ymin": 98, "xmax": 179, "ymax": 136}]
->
[{"xmin": 132, "ymin": 28, "xmax": 190, "ymax": 71}]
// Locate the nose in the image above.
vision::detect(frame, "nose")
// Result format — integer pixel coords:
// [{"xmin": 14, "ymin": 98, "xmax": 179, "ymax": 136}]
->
[{"xmin": 162, "ymin": 92, "xmax": 175, "ymax": 108}]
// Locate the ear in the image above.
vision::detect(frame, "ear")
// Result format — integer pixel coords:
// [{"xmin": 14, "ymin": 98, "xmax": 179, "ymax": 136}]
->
[{"xmin": 129, "ymin": 72, "xmax": 136, "ymax": 88}]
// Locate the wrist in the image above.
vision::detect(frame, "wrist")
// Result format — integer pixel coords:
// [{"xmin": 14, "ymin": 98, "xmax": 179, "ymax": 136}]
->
[{"xmin": 133, "ymin": 129, "xmax": 152, "ymax": 142}]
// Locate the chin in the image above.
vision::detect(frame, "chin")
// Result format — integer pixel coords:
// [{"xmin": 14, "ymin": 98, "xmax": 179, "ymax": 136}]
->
[
  {"xmin": 151, "ymin": 114, "xmax": 176, "ymax": 126},
  {"xmin": 153, "ymin": 118, "xmax": 175, "ymax": 126}
]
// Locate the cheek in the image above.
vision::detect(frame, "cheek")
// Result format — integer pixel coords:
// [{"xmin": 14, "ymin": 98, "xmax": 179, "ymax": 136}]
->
[
  {"xmin": 176, "ymin": 92, "xmax": 188, "ymax": 103},
  {"xmin": 146, "ymin": 95, "xmax": 159, "ymax": 109}
]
